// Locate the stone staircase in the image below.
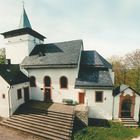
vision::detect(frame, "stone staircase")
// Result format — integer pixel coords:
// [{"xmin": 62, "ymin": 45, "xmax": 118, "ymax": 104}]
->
[
  {"xmin": 1, "ymin": 103, "xmax": 75, "ymax": 140},
  {"xmin": 121, "ymin": 118, "xmax": 139, "ymax": 127}
]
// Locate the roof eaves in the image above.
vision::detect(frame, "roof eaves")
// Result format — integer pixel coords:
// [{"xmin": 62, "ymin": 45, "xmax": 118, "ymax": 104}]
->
[
  {"xmin": 1, "ymin": 28, "xmax": 46, "ymax": 41},
  {"xmin": 75, "ymin": 85, "xmax": 114, "ymax": 89},
  {"xmin": 21, "ymin": 63, "xmax": 78, "ymax": 69}
]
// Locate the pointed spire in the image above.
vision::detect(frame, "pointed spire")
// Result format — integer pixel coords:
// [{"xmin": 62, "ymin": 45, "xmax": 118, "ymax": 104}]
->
[{"xmin": 19, "ymin": 3, "xmax": 32, "ymax": 29}]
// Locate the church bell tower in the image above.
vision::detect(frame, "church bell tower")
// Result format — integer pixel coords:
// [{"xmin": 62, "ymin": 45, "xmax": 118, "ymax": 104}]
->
[{"xmin": 1, "ymin": 7, "xmax": 46, "ymax": 64}]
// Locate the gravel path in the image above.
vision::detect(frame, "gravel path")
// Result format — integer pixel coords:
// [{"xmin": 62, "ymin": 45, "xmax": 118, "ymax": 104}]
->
[{"xmin": 0, "ymin": 125, "xmax": 46, "ymax": 140}]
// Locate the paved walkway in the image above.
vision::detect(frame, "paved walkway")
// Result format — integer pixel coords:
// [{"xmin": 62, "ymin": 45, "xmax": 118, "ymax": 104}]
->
[
  {"xmin": 48, "ymin": 103, "xmax": 74, "ymax": 114},
  {"xmin": 0, "ymin": 125, "xmax": 45, "ymax": 140},
  {"xmin": 16, "ymin": 100, "xmax": 75, "ymax": 115}
]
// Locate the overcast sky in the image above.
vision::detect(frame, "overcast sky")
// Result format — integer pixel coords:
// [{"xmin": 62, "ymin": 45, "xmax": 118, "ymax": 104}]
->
[{"xmin": 0, "ymin": 0, "xmax": 140, "ymax": 58}]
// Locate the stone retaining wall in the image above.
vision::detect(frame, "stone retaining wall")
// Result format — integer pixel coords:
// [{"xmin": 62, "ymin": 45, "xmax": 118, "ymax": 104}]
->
[{"xmin": 75, "ymin": 105, "xmax": 88, "ymax": 126}]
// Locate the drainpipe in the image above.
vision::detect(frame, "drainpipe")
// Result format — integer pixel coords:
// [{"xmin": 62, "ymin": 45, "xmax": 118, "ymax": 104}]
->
[{"xmin": 8, "ymin": 85, "xmax": 11, "ymax": 117}]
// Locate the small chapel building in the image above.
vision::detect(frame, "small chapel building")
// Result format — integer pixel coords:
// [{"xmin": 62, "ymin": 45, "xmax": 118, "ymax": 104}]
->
[{"xmin": 0, "ymin": 7, "xmax": 139, "ymax": 122}]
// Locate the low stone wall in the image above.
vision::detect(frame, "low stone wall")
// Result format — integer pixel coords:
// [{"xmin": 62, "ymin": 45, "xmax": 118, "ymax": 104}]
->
[{"xmin": 75, "ymin": 105, "xmax": 88, "ymax": 126}]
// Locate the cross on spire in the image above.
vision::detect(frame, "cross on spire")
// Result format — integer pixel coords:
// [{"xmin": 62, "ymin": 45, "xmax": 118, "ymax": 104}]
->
[{"xmin": 22, "ymin": 0, "xmax": 25, "ymax": 9}]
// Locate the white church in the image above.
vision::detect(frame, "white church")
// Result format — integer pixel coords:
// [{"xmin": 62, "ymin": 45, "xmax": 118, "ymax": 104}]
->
[{"xmin": 0, "ymin": 7, "xmax": 139, "ymax": 123}]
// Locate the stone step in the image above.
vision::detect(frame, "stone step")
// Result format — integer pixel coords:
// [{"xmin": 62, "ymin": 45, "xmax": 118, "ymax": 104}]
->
[
  {"xmin": 1, "ymin": 122, "xmax": 70, "ymax": 140},
  {"xmin": 122, "ymin": 121, "xmax": 138, "ymax": 124},
  {"xmin": 12, "ymin": 114, "xmax": 73, "ymax": 127},
  {"xmin": 121, "ymin": 118, "xmax": 138, "ymax": 127},
  {"xmin": 122, "ymin": 120, "xmax": 138, "ymax": 123},
  {"xmin": 124, "ymin": 124, "xmax": 139, "ymax": 127},
  {"xmin": 17, "ymin": 109, "xmax": 74, "ymax": 118},
  {"xmin": 121, "ymin": 118, "xmax": 134, "ymax": 120},
  {"xmin": 1, "ymin": 121, "xmax": 71, "ymax": 140},
  {"xmin": 47, "ymin": 113, "xmax": 73, "ymax": 120},
  {"xmin": 11, "ymin": 115, "xmax": 72, "ymax": 129},
  {"xmin": 122, "ymin": 119, "xmax": 137, "ymax": 122},
  {"xmin": 3, "ymin": 118, "xmax": 71, "ymax": 136},
  {"xmin": 8, "ymin": 116, "xmax": 72, "ymax": 133},
  {"xmin": 48, "ymin": 110, "xmax": 74, "ymax": 116},
  {"xmin": 18, "ymin": 112, "xmax": 74, "ymax": 121}
]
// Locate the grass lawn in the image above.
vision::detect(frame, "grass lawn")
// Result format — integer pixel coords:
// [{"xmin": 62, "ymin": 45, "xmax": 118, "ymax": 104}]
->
[{"xmin": 74, "ymin": 122, "xmax": 140, "ymax": 140}]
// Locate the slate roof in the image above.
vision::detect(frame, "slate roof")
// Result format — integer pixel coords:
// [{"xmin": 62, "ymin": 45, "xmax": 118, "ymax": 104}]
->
[
  {"xmin": 75, "ymin": 69, "xmax": 113, "ymax": 89},
  {"xmin": 75, "ymin": 51, "xmax": 113, "ymax": 89},
  {"xmin": 21, "ymin": 40, "xmax": 83, "ymax": 68},
  {"xmin": 1, "ymin": 27, "xmax": 46, "ymax": 41},
  {"xmin": 113, "ymin": 84, "xmax": 140, "ymax": 96},
  {"xmin": 80, "ymin": 51, "xmax": 112, "ymax": 68},
  {"xmin": 0, "ymin": 64, "xmax": 29, "ymax": 85}
]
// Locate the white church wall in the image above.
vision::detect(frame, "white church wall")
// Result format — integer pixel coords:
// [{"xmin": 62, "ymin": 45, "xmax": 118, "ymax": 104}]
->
[
  {"xmin": 0, "ymin": 76, "xmax": 10, "ymax": 117},
  {"xmin": 113, "ymin": 94, "xmax": 120, "ymax": 120},
  {"xmin": 86, "ymin": 89, "xmax": 113, "ymax": 120},
  {"xmin": 134, "ymin": 94, "xmax": 140, "ymax": 121},
  {"xmin": 30, "ymin": 87, "xmax": 44, "ymax": 101},
  {"xmin": 10, "ymin": 82, "xmax": 30, "ymax": 115},
  {"xmin": 5, "ymin": 34, "xmax": 43, "ymax": 64},
  {"xmin": 27, "ymin": 67, "xmax": 80, "ymax": 103}
]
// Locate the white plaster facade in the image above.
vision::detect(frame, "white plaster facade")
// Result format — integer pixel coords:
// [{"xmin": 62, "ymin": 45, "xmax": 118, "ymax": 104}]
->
[
  {"xmin": 86, "ymin": 89, "xmax": 113, "ymax": 120},
  {"xmin": 0, "ymin": 75, "xmax": 30, "ymax": 118},
  {"xmin": 4, "ymin": 34, "xmax": 43, "ymax": 64},
  {"xmin": 10, "ymin": 82, "xmax": 30, "ymax": 116},
  {"xmin": 0, "ymin": 76, "xmax": 10, "ymax": 117},
  {"xmin": 27, "ymin": 67, "xmax": 80, "ymax": 103}
]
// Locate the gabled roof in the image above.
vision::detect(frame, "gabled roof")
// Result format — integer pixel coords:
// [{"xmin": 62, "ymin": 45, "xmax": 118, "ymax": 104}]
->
[
  {"xmin": 81, "ymin": 51, "xmax": 112, "ymax": 69},
  {"xmin": 0, "ymin": 64, "xmax": 29, "ymax": 85},
  {"xmin": 19, "ymin": 8, "xmax": 32, "ymax": 29},
  {"xmin": 21, "ymin": 40, "xmax": 83, "ymax": 68},
  {"xmin": 113, "ymin": 84, "xmax": 140, "ymax": 96}
]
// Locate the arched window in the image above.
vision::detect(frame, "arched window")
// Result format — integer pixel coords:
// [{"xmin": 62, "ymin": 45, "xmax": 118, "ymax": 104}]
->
[
  {"xmin": 30, "ymin": 76, "xmax": 36, "ymax": 87},
  {"xmin": 60, "ymin": 76, "xmax": 68, "ymax": 89},
  {"xmin": 44, "ymin": 76, "xmax": 51, "ymax": 87}
]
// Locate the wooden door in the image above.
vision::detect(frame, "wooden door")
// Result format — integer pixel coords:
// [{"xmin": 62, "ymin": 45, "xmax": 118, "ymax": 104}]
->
[
  {"xmin": 121, "ymin": 99, "xmax": 132, "ymax": 118},
  {"xmin": 44, "ymin": 88, "xmax": 51, "ymax": 101},
  {"xmin": 79, "ymin": 93, "xmax": 85, "ymax": 104},
  {"xmin": 24, "ymin": 87, "xmax": 30, "ymax": 102}
]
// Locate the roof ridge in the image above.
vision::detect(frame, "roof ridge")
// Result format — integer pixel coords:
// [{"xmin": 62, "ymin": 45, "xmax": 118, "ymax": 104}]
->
[{"xmin": 40, "ymin": 39, "xmax": 83, "ymax": 46}]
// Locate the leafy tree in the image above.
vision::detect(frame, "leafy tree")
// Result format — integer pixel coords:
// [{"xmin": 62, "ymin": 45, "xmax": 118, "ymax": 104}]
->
[
  {"xmin": 124, "ymin": 49, "xmax": 140, "ymax": 92},
  {"xmin": 108, "ymin": 49, "xmax": 140, "ymax": 93},
  {"xmin": 108, "ymin": 56, "xmax": 127, "ymax": 87},
  {"xmin": 0, "ymin": 48, "xmax": 5, "ymax": 64}
]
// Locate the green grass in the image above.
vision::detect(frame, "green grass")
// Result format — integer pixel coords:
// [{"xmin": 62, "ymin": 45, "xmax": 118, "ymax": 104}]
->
[{"xmin": 74, "ymin": 122, "xmax": 140, "ymax": 140}]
